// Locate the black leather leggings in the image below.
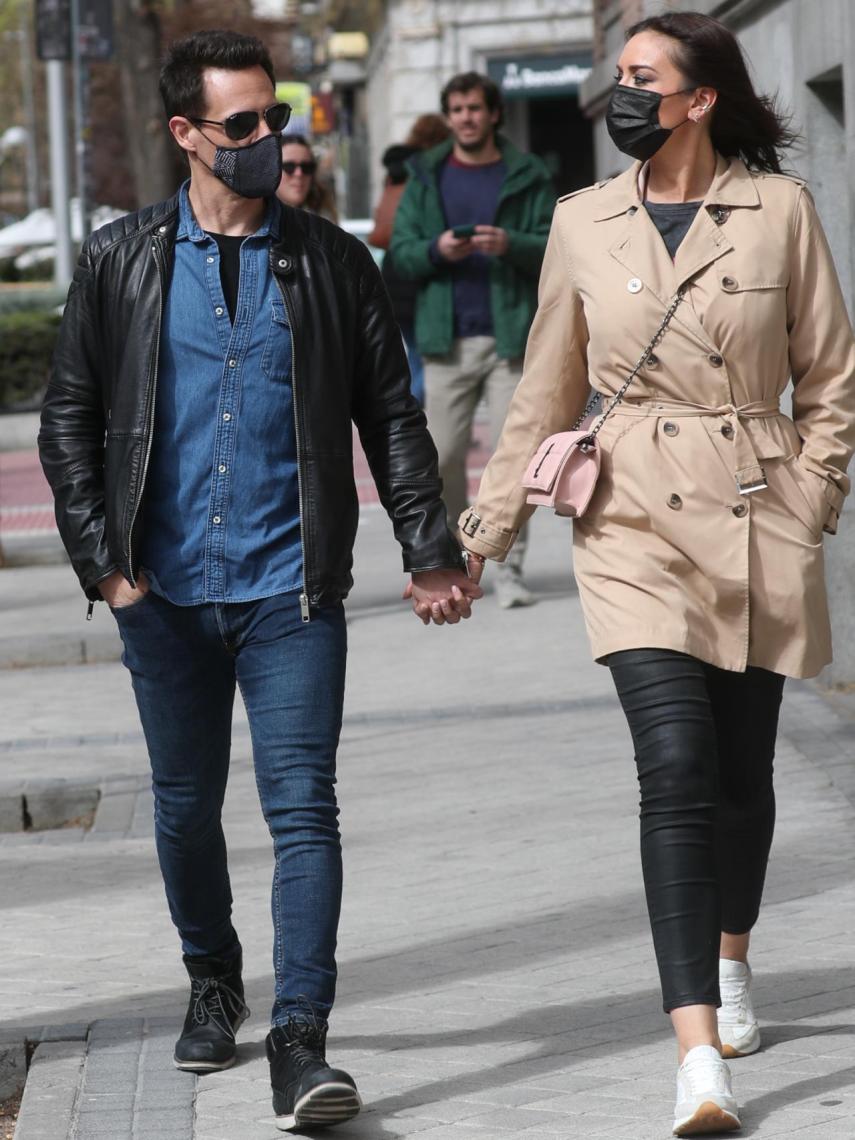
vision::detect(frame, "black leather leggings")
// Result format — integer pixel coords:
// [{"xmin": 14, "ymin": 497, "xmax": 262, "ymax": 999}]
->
[{"xmin": 606, "ymin": 649, "xmax": 785, "ymax": 1012}]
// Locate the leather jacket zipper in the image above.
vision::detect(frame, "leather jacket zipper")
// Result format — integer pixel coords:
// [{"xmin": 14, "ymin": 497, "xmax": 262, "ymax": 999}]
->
[
  {"xmin": 126, "ymin": 234, "xmax": 166, "ymax": 581},
  {"xmin": 274, "ymin": 270, "xmax": 311, "ymax": 623}
]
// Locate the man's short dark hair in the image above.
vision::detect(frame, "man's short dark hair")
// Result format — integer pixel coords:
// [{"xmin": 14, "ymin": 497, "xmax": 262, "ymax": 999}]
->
[
  {"xmin": 159, "ymin": 30, "xmax": 276, "ymax": 120},
  {"xmin": 440, "ymin": 72, "xmax": 504, "ymax": 130}
]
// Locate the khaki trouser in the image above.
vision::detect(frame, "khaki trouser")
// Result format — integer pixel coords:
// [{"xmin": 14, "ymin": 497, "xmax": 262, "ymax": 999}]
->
[{"xmin": 424, "ymin": 336, "xmax": 527, "ymax": 568}]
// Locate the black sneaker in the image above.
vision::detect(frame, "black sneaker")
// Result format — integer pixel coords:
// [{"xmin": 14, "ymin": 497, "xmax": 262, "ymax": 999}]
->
[
  {"xmin": 173, "ymin": 951, "xmax": 250, "ymax": 1072},
  {"xmin": 266, "ymin": 1013, "xmax": 361, "ymax": 1132}
]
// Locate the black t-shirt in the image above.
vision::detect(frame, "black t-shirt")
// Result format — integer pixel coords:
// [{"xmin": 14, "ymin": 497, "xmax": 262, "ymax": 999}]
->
[
  {"xmin": 209, "ymin": 232, "xmax": 244, "ymax": 322},
  {"xmin": 644, "ymin": 200, "xmax": 703, "ymax": 260}
]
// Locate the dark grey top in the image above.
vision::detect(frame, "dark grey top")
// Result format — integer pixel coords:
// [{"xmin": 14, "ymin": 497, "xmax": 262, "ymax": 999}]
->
[{"xmin": 644, "ymin": 200, "xmax": 703, "ymax": 260}]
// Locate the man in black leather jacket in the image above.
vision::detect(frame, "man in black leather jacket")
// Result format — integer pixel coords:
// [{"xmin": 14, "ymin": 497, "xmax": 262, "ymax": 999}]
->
[{"xmin": 39, "ymin": 30, "xmax": 480, "ymax": 1133}]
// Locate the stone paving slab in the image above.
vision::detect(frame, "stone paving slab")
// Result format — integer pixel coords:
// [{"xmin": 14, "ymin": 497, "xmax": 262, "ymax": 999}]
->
[{"xmin": 3, "ymin": 512, "xmax": 855, "ymax": 1138}]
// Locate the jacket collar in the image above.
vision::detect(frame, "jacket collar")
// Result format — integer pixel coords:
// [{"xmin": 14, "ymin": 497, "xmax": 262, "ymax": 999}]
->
[
  {"xmin": 592, "ymin": 154, "xmax": 760, "ymax": 221},
  {"xmin": 408, "ymin": 133, "xmax": 544, "ymax": 195},
  {"xmin": 601, "ymin": 155, "xmax": 760, "ymax": 353}
]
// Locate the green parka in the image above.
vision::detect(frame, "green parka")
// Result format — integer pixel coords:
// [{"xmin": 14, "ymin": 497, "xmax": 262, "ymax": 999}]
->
[{"xmin": 390, "ymin": 135, "xmax": 554, "ymax": 359}]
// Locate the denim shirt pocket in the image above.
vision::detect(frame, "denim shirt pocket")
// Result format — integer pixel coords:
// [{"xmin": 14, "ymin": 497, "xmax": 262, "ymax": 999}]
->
[{"xmin": 261, "ymin": 299, "xmax": 293, "ymax": 381}]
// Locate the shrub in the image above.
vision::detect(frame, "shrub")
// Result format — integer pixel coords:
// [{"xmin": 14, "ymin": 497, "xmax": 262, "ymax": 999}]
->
[
  {"xmin": 0, "ymin": 287, "xmax": 67, "ymax": 316},
  {"xmin": 0, "ymin": 309, "xmax": 62, "ymax": 412}
]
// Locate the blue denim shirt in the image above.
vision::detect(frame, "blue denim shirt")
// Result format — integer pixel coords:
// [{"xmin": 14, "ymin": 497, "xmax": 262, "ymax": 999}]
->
[{"xmin": 141, "ymin": 183, "xmax": 302, "ymax": 604}]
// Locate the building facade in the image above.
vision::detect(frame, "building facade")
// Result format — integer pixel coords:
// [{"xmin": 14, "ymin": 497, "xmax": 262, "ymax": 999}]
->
[
  {"xmin": 582, "ymin": 0, "xmax": 855, "ymax": 684},
  {"xmin": 364, "ymin": 0, "xmax": 595, "ymax": 205}
]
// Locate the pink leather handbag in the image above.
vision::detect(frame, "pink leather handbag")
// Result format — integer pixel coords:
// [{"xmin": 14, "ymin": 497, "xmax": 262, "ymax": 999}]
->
[
  {"xmin": 521, "ymin": 430, "xmax": 601, "ymax": 517},
  {"xmin": 521, "ymin": 287, "xmax": 685, "ymax": 519}
]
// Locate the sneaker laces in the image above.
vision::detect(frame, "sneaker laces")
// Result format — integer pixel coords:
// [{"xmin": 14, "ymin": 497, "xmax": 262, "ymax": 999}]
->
[
  {"xmin": 278, "ymin": 996, "xmax": 329, "ymax": 1073},
  {"xmin": 681, "ymin": 1050, "xmax": 730, "ymax": 1096},
  {"xmin": 191, "ymin": 977, "xmax": 249, "ymax": 1039},
  {"xmin": 720, "ymin": 971, "xmax": 751, "ymax": 1023}
]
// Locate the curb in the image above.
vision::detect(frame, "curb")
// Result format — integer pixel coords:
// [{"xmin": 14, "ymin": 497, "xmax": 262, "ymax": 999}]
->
[
  {"xmin": 12, "ymin": 1019, "xmax": 196, "ymax": 1140},
  {"xmin": 0, "ymin": 630, "xmax": 122, "ymax": 670},
  {"xmin": 0, "ymin": 413, "xmax": 39, "ymax": 454}
]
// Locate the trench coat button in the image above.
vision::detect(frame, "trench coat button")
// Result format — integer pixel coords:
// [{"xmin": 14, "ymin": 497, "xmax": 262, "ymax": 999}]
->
[
  {"xmin": 277, "ymin": 257, "xmax": 291, "ymax": 270},
  {"xmin": 732, "ymin": 502, "xmax": 748, "ymax": 518},
  {"xmin": 721, "ymin": 275, "xmax": 738, "ymax": 291},
  {"xmin": 710, "ymin": 206, "xmax": 730, "ymax": 225},
  {"xmin": 663, "ymin": 422, "xmax": 679, "ymax": 436},
  {"xmin": 627, "ymin": 277, "xmax": 643, "ymax": 294},
  {"xmin": 157, "ymin": 224, "xmax": 168, "ymax": 234},
  {"xmin": 627, "ymin": 206, "xmax": 638, "ymax": 216},
  {"xmin": 721, "ymin": 424, "xmax": 735, "ymax": 440},
  {"xmin": 708, "ymin": 353, "xmax": 724, "ymax": 367},
  {"xmin": 668, "ymin": 493, "xmax": 683, "ymax": 509},
  {"xmin": 646, "ymin": 352, "xmax": 660, "ymax": 368}
]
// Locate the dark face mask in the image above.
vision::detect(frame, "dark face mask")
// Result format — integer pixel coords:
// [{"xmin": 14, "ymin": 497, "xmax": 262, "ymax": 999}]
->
[
  {"xmin": 198, "ymin": 131, "xmax": 283, "ymax": 199},
  {"xmin": 606, "ymin": 84, "xmax": 695, "ymax": 162}
]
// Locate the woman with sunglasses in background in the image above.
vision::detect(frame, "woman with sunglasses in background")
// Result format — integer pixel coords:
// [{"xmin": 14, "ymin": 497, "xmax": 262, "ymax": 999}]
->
[
  {"xmin": 455, "ymin": 11, "xmax": 855, "ymax": 1136},
  {"xmin": 276, "ymin": 135, "xmax": 338, "ymax": 223}
]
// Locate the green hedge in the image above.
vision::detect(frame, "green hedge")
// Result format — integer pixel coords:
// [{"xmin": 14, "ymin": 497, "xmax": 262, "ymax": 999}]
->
[
  {"xmin": 0, "ymin": 309, "xmax": 62, "ymax": 411},
  {"xmin": 0, "ymin": 287, "xmax": 67, "ymax": 316}
]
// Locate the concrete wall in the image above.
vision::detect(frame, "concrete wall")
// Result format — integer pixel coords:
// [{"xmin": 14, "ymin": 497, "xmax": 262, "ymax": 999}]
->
[
  {"xmin": 582, "ymin": 0, "xmax": 855, "ymax": 684},
  {"xmin": 364, "ymin": 0, "xmax": 593, "ymax": 203}
]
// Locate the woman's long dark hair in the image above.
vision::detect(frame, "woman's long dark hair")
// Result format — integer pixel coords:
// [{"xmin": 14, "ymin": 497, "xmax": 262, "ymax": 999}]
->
[{"xmin": 627, "ymin": 12, "xmax": 799, "ymax": 173}]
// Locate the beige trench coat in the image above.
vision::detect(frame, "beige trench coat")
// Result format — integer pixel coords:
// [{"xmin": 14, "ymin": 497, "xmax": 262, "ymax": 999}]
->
[{"xmin": 461, "ymin": 156, "xmax": 855, "ymax": 677}]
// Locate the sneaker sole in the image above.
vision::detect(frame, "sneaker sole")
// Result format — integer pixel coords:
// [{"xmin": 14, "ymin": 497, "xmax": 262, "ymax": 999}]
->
[
  {"xmin": 275, "ymin": 1081, "xmax": 362, "ymax": 1131},
  {"xmin": 720, "ymin": 1026, "xmax": 761, "ymax": 1059},
  {"xmin": 674, "ymin": 1102, "xmax": 741, "ymax": 1136},
  {"xmin": 173, "ymin": 1054, "xmax": 237, "ymax": 1073}
]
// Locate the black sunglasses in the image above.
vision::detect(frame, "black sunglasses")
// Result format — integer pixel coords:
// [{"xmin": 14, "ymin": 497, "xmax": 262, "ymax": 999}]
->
[
  {"xmin": 281, "ymin": 160, "xmax": 317, "ymax": 176},
  {"xmin": 190, "ymin": 101, "xmax": 292, "ymax": 142}
]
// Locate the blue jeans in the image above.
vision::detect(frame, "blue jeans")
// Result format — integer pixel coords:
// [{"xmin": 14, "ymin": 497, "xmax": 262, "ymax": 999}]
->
[{"xmin": 112, "ymin": 589, "xmax": 347, "ymax": 1025}]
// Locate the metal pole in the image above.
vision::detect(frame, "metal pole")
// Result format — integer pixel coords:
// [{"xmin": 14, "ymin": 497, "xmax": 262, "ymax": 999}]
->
[
  {"xmin": 20, "ymin": 1, "xmax": 41, "ymax": 212},
  {"xmin": 47, "ymin": 60, "xmax": 74, "ymax": 286},
  {"xmin": 69, "ymin": 0, "xmax": 88, "ymax": 241}
]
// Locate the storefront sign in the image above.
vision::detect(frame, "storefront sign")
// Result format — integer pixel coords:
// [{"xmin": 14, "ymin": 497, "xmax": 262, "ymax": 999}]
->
[
  {"xmin": 488, "ymin": 54, "xmax": 592, "ymax": 100},
  {"xmin": 276, "ymin": 82, "xmax": 313, "ymax": 137}
]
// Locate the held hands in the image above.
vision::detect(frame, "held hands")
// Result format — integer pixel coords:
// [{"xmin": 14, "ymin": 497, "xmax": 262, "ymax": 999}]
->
[
  {"xmin": 98, "ymin": 568, "xmax": 150, "ymax": 609},
  {"xmin": 437, "ymin": 226, "xmax": 509, "ymax": 262},
  {"xmin": 403, "ymin": 567, "xmax": 484, "ymax": 626}
]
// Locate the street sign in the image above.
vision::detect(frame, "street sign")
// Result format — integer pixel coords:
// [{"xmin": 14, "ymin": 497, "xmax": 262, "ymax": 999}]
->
[
  {"xmin": 78, "ymin": 0, "xmax": 113, "ymax": 61},
  {"xmin": 35, "ymin": 0, "xmax": 113, "ymax": 61},
  {"xmin": 35, "ymin": 0, "xmax": 71, "ymax": 62}
]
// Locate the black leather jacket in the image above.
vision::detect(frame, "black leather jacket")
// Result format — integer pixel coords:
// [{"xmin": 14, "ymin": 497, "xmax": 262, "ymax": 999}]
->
[{"xmin": 39, "ymin": 193, "xmax": 463, "ymax": 606}]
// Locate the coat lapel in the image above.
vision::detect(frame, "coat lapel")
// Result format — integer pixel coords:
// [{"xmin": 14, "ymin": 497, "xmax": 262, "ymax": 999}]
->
[{"xmin": 596, "ymin": 156, "xmax": 761, "ymax": 353}]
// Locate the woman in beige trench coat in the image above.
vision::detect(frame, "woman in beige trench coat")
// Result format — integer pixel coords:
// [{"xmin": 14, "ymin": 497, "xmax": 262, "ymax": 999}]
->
[{"xmin": 436, "ymin": 11, "xmax": 855, "ymax": 1138}]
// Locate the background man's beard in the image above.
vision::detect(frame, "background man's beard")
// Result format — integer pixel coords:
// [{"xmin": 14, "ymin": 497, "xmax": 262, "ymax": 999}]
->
[{"xmin": 457, "ymin": 132, "xmax": 491, "ymax": 152}]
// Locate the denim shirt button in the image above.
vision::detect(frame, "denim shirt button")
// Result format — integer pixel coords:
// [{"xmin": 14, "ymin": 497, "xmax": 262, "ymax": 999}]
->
[
  {"xmin": 213, "ymin": 515, "xmax": 222, "ymax": 524},
  {"xmin": 207, "ymin": 256, "xmax": 215, "ymax": 264},
  {"xmin": 223, "ymin": 412, "xmax": 232, "ymax": 421},
  {"xmin": 218, "ymin": 464, "xmax": 227, "ymax": 473},
  {"xmin": 215, "ymin": 306, "xmax": 224, "ymax": 317},
  {"xmin": 228, "ymin": 359, "xmax": 237, "ymax": 368}
]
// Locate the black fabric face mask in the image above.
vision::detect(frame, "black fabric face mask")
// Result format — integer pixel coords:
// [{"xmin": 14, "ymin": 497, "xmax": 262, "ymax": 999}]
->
[
  {"xmin": 198, "ymin": 131, "xmax": 283, "ymax": 199},
  {"xmin": 606, "ymin": 84, "xmax": 694, "ymax": 162}
]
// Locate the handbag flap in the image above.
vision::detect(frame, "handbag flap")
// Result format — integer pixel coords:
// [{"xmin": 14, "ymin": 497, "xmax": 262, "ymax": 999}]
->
[{"xmin": 522, "ymin": 431, "xmax": 593, "ymax": 494}]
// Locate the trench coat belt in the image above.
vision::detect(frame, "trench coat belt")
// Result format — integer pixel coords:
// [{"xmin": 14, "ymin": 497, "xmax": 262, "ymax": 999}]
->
[{"xmin": 605, "ymin": 396, "xmax": 783, "ymax": 494}]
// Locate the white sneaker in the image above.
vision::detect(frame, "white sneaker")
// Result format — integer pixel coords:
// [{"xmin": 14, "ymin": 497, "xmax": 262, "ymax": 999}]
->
[
  {"xmin": 673, "ymin": 1045, "xmax": 740, "ymax": 1136},
  {"xmin": 494, "ymin": 563, "xmax": 535, "ymax": 609},
  {"xmin": 718, "ymin": 959, "xmax": 761, "ymax": 1058}
]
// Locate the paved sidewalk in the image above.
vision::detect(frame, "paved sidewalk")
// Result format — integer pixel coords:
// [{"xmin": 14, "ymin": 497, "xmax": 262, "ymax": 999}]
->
[{"xmin": 1, "ymin": 511, "xmax": 854, "ymax": 1139}]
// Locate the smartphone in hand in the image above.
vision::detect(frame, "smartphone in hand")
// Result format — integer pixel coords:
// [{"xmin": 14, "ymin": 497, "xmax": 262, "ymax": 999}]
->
[{"xmin": 451, "ymin": 224, "xmax": 476, "ymax": 239}]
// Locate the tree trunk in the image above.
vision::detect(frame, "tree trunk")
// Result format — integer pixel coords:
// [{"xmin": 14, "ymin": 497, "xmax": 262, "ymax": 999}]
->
[{"xmin": 113, "ymin": 0, "xmax": 180, "ymax": 206}]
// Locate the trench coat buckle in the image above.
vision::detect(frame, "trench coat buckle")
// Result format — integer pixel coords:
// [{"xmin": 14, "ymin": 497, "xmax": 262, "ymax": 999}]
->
[{"xmin": 736, "ymin": 465, "xmax": 768, "ymax": 496}]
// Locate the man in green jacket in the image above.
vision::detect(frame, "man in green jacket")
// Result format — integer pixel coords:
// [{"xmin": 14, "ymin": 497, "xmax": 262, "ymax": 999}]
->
[{"xmin": 391, "ymin": 72, "xmax": 553, "ymax": 607}]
